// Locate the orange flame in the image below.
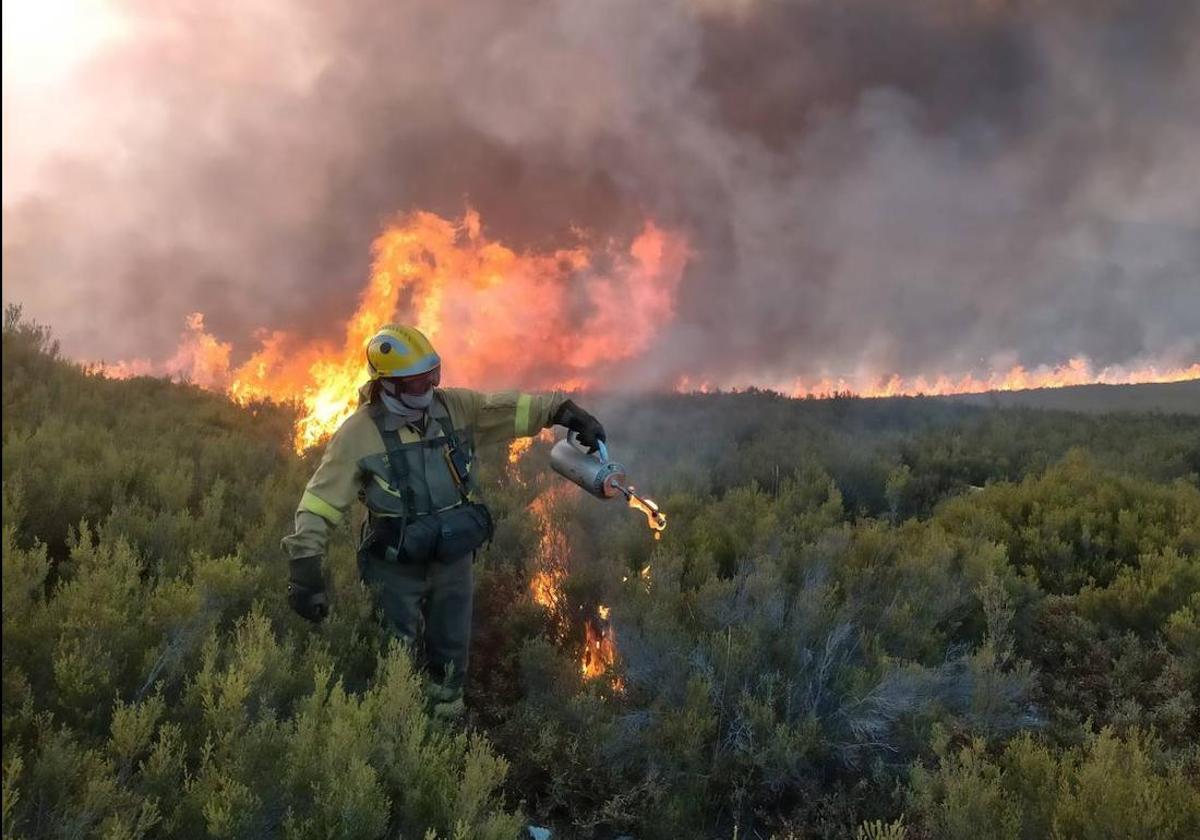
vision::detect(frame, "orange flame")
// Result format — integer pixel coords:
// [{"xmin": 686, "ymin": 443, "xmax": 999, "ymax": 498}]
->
[
  {"xmin": 234, "ymin": 209, "xmax": 688, "ymax": 450},
  {"xmin": 528, "ymin": 485, "xmax": 571, "ymax": 618},
  {"xmin": 530, "ymin": 568, "xmax": 566, "ymax": 613},
  {"xmin": 581, "ymin": 610, "xmax": 619, "ymax": 681},
  {"xmin": 622, "ymin": 564, "xmax": 652, "ymax": 583},
  {"xmin": 676, "ymin": 359, "xmax": 1199, "ymax": 399},
  {"xmin": 87, "ymin": 207, "xmax": 1197, "ymax": 452},
  {"xmin": 91, "ymin": 312, "xmax": 232, "ymax": 389},
  {"xmin": 779, "ymin": 359, "xmax": 1198, "ymax": 399},
  {"xmin": 625, "ymin": 486, "xmax": 666, "ymax": 540},
  {"xmin": 525, "ymin": 482, "xmax": 623, "ymax": 685},
  {"xmin": 508, "ymin": 437, "xmax": 535, "ymax": 464},
  {"xmin": 93, "ymin": 209, "xmax": 688, "ymax": 451}
]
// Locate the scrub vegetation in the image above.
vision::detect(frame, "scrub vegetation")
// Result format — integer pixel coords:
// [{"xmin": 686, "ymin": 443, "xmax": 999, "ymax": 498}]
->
[{"xmin": 4, "ymin": 306, "xmax": 1199, "ymax": 839}]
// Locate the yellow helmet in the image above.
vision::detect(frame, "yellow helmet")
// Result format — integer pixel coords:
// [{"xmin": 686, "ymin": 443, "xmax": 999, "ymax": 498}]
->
[{"xmin": 365, "ymin": 324, "xmax": 441, "ymax": 380}]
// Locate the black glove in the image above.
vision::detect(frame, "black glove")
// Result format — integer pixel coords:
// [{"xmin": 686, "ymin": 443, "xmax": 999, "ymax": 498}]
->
[
  {"xmin": 552, "ymin": 399, "xmax": 607, "ymax": 453},
  {"xmin": 287, "ymin": 555, "xmax": 328, "ymax": 623}
]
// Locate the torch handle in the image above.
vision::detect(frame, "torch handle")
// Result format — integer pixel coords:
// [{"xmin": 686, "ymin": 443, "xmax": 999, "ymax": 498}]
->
[{"xmin": 567, "ymin": 430, "xmax": 610, "ymax": 464}]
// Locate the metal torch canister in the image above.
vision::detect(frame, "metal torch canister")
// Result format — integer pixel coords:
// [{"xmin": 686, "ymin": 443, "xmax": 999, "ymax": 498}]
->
[{"xmin": 550, "ymin": 434, "xmax": 627, "ymax": 499}]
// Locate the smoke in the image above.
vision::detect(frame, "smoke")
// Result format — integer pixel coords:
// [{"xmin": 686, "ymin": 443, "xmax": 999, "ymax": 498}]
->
[{"xmin": 4, "ymin": 0, "xmax": 1199, "ymax": 386}]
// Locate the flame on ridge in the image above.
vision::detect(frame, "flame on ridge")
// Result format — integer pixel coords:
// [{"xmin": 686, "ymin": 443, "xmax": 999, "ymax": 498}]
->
[
  {"xmin": 92, "ymin": 312, "xmax": 232, "ymax": 389},
  {"xmin": 87, "ymin": 206, "xmax": 1197, "ymax": 452},
  {"xmin": 675, "ymin": 359, "xmax": 1200, "ymax": 399}
]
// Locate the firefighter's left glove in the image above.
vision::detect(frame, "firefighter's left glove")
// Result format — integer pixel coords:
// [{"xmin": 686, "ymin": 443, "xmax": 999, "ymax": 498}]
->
[
  {"xmin": 552, "ymin": 399, "xmax": 607, "ymax": 453},
  {"xmin": 287, "ymin": 555, "xmax": 328, "ymax": 623}
]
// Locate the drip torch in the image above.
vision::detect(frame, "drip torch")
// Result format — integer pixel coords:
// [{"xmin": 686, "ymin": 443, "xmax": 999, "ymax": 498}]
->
[{"xmin": 549, "ymin": 433, "xmax": 667, "ymax": 539}]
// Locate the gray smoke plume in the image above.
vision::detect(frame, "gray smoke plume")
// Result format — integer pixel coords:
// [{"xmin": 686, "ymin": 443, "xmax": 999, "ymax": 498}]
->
[{"xmin": 4, "ymin": 0, "xmax": 1199, "ymax": 386}]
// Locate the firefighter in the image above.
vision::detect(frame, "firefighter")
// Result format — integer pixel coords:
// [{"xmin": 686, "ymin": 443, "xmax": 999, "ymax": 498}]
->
[{"xmin": 282, "ymin": 324, "xmax": 606, "ymax": 719}]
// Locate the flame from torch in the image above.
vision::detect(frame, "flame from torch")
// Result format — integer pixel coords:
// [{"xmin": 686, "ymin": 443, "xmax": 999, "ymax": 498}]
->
[{"xmin": 613, "ymin": 482, "xmax": 667, "ymax": 540}]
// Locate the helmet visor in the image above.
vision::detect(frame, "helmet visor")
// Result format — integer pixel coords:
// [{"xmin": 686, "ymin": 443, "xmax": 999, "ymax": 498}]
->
[{"xmin": 383, "ymin": 366, "xmax": 441, "ymax": 396}]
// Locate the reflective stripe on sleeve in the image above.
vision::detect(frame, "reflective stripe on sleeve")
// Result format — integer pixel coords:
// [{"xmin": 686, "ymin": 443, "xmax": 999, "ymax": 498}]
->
[
  {"xmin": 300, "ymin": 490, "xmax": 343, "ymax": 525},
  {"xmin": 515, "ymin": 393, "xmax": 532, "ymax": 436}
]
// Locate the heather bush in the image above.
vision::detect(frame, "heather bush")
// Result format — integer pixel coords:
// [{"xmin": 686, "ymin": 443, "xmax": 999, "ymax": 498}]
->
[
  {"xmin": 908, "ymin": 728, "xmax": 1200, "ymax": 839},
  {"xmin": 5, "ymin": 307, "xmax": 1198, "ymax": 838},
  {"xmin": 2, "ymin": 310, "xmax": 521, "ymax": 839}
]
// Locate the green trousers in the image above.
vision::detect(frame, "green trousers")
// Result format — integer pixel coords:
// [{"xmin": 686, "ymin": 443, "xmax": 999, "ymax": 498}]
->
[{"xmin": 358, "ymin": 548, "xmax": 473, "ymax": 693}]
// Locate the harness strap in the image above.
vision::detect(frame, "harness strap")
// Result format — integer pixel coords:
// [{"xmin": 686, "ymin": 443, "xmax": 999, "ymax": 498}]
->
[
  {"xmin": 367, "ymin": 393, "xmax": 476, "ymax": 512},
  {"xmin": 432, "ymin": 392, "xmax": 477, "ymax": 503},
  {"xmin": 361, "ymin": 395, "xmax": 490, "ymax": 561},
  {"xmin": 368, "ymin": 404, "xmax": 417, "ymax": 519}
]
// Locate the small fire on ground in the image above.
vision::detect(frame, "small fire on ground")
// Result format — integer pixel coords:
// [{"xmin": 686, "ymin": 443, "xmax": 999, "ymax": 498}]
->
[
  {"xmin": 508, "ymin": 437, "xmax": 535, "ymax": 464},
  {"xmin": 529, "ymin": 485, "xmax": 570, "ymax": 618},
  {"xmin": 527, "ymin": 483, "xmax": 622, "ymax": 688},
  {"xmin": 582, "ymin": 605, "xmax": 620, "ymax": 687}
]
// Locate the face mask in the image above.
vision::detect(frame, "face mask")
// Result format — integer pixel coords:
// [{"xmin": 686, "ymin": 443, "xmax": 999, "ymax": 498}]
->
[
  {"xmin": 398, "ymin": 388, "xmax": 434, "ymax": 410},
  {"xmin": 380, "ymin": 381, "xmax": 434, "ymax": 422}
]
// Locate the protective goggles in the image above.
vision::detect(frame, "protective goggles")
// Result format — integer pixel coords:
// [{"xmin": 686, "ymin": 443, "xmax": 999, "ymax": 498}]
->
[{"xmin": 381, "ymin": 366, "xmax": 441, "ymax": 396}]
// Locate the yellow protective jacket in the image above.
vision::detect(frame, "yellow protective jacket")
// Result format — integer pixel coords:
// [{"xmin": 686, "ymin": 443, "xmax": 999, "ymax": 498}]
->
[{"xmin": 282, "ymin": 386, "xmax": 567, "ymax": 560}]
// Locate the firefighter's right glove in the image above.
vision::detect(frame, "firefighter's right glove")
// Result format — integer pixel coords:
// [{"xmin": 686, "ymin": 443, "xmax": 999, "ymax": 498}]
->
[
  {"xmin": 552, "ymin": 399, "xmax": 607, "ymax": 453},
  {"xmin": 287, "ymin": 555, "xmax": 328, "ymax": 623}
]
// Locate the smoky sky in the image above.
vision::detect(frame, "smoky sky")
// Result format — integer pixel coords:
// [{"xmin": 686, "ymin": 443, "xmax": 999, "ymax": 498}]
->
[{"xmin": 3, "ymin": 0, "xmax": 1199, "ymax": 386}]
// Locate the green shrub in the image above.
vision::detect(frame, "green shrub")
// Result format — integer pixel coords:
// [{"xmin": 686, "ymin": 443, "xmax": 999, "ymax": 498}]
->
[
  {"xmin": 2, "ymin": 310, "xmax": 522, "ymax": 839},
  {"xmin": 909, "ymin": 729, "xmax": 1200, "ymax": 839},
  {"xmin": 6, "ymin": 306, "xmax": 1199, "ymax": 839}
]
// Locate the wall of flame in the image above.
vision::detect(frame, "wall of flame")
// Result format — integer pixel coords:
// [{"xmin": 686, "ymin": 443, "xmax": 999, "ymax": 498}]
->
[
  {"xmin": 91, "ymin": 207, "xmax": 1197, "ymax": 453},
  {"xmin": 96, "ymin": 209, "xmax": 689, "ymax": 450}
]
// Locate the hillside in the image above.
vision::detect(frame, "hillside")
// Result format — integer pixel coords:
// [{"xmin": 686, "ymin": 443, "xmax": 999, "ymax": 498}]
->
[
  {"xmin": 4, "ymin": 310, "xmax": 1199, "ymax": 839},
  {"xmin": 940, "ymin": 379, "xmax": 1200, "ymax": 414}
]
